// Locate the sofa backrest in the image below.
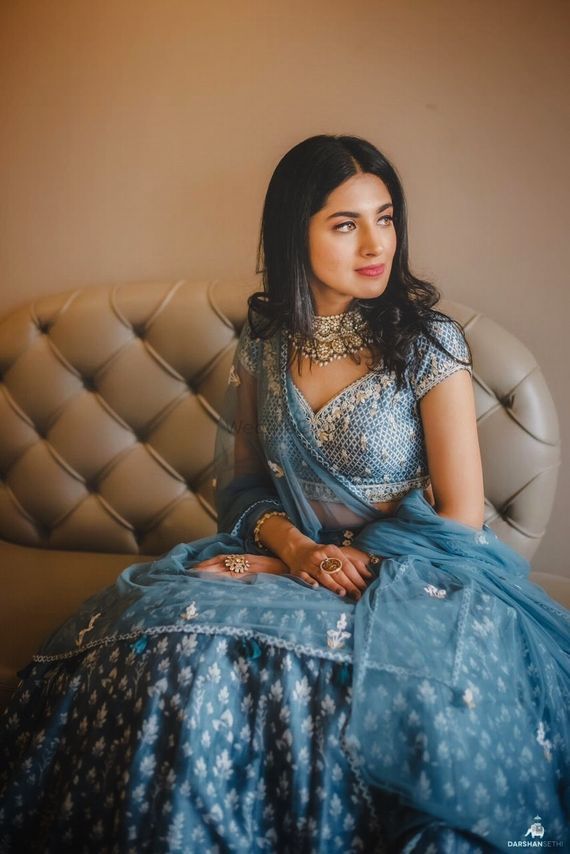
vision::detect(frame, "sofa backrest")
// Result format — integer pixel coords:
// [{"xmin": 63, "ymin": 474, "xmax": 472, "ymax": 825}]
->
[{"xmin": 0, "ymin": 279, "xmax": 560, "ymax": 559}]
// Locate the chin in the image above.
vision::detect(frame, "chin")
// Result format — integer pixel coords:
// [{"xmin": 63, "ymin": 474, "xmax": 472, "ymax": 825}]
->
[{"xmin": 355, "ymin": 282, "xmax": 388, "ymax": 300}]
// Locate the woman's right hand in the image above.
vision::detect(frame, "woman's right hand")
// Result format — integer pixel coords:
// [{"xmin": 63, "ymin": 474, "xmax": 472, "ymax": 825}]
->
[{"xmin": 283, "ymin": 536, "xmax": 376, "ymax": 601}]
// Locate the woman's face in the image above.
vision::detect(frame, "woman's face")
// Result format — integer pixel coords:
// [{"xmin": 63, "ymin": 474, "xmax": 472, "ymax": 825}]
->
[{"xmin": 307, "ymin": 172, "xmax": 397, "ymax": 316}]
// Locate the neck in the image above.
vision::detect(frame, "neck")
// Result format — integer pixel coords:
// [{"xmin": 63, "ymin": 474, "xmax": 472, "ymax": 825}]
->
[
  {"xmin": 311, "ymin": 294, "xmax": 357, "ymax": 317},
  {"xmin": 315, "ymin": 305, "xmax": 356, "ymax": 320}
]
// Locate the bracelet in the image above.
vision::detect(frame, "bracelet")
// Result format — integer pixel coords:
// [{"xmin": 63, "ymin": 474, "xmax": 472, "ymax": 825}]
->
[{"xmin": 253, "ymin": 510, "xmax": 289, "ymax": 551}]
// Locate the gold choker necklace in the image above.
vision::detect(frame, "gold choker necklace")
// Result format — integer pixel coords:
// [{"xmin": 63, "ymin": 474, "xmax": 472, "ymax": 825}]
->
[{"xmin": 287, "ymin": 305, "xmax": 373, "ymax": 367}]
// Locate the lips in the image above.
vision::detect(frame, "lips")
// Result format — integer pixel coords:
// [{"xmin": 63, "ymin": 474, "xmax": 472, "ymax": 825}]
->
[{"xmin": 355, "ymin": 264, "xmax": 385, "ymax": 276}]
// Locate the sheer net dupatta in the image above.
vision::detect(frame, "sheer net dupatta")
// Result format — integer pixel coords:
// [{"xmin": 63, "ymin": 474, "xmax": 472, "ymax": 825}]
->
[
  {"xmin": 213, "ymin": 310, "xmax": 387, "ymax": 550},
  {"xmin": 212, "ymin": 314, "xmax": 286, "ymax": 551}
]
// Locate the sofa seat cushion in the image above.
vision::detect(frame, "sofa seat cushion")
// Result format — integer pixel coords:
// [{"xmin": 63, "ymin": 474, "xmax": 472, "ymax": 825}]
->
[{"xmin": 0, "ymin": 539, "xmax": 156, "ymax": 709}]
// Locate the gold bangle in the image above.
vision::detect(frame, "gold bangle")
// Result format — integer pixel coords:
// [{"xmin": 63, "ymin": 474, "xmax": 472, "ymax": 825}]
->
[{"xmin": 253, "ymin": 510, "xmax": 288, "ymax": 550}]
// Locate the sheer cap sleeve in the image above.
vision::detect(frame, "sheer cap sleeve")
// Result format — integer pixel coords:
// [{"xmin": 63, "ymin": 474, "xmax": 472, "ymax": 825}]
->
[
  {"xmin": 235, "ymin": 314, "xmax": 262, "ymax": 378},
  {"xmin": 411, "ymin": 316, "xmax": 472, "ymax": 401},
  {"xmin": 213, "ymin": 311, "xmax": 286, "ymax": 548}
]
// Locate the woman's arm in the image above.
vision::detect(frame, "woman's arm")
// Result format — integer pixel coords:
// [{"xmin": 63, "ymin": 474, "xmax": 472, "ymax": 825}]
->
[
  {"xmin": 419, "ymin": 368, "xmax": 485, "ymax": 529},
  {"xmin": 214, "ymin": 321, "xmax": 286, "ymax": 546}
]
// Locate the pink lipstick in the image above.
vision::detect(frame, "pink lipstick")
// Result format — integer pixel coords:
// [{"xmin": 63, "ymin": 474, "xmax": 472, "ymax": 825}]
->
[{"xmin": 355, "ymin": 264, "xmax": 385, "ymax": 277}]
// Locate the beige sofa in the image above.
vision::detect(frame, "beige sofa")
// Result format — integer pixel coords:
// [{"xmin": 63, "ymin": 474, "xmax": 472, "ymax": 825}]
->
[{"xmin": 1, "ymin": 278, "xmax": 569, "ymax": 710}]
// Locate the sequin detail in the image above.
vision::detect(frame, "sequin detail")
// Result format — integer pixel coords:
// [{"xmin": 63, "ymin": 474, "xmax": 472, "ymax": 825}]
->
[
  {"xmin": 180, "ymin": 602, "xmax": 198, "ymax": 621},
  {"xmin": 424, "ymin": 584, "xmax": 447, "ymax": 599},
  {"xmin": 240, "ymin": 314, "xmax": 472, "ymax": 505},
  {"xmin": 327, "ymin": 613, "xmax": 351, "ymax": 650},
  {"xmin": 75, "ymin": 612, "xmax": 102, "ymax": 648},
  {"xmin": 536, "ymin": 721, "xmax": 553, "ymax": 762},
  {"xmin": 267, "ymin": 460, "xmax": 285, "ymax": 478},
  {"xmin": 228, "ymin": 365, "xmax": 241, "ymax": 386}
]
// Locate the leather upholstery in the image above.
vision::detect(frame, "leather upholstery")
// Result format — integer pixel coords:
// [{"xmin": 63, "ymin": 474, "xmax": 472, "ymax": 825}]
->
[
  {"xmin": 437, "ymin": 298, "xmax": 561, "ymax": 557},
  {"xmin": 0, "ymin": 279, "xmax": 247, "ymax": 553},
  {"xmin": 0, "ymin": 279, "xmax": 568, "ymax": 708}
]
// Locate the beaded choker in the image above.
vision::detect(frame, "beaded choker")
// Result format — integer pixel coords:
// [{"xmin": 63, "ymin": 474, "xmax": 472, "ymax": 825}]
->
[{"xmin": 286, "ymin": 305, "xmax": 374, "ymax": 368}]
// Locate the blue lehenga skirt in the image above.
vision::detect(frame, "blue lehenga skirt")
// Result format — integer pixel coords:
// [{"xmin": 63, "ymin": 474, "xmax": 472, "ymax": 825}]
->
[{"xmin": 1, "ymin": 490, "xmax": 568, "ymax": 853}]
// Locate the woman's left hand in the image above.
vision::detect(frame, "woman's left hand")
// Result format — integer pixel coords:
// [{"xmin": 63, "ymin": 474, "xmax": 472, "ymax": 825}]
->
[
  {"xmin": 192, "ymin": 554, "xmax": 288, "ymax": 577},
  {"xmin": 337, "ymin": 544, "xmax": 383, "ymax": 584}
]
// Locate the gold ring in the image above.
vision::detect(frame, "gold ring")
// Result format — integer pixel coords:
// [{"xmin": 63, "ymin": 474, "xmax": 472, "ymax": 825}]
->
[
  {"xmin": 319, "ymin": 557, "xmax": 343, "ymax": 575},
  {"xmin": 224, "ymin": 554, "xmax": 251, "ymax": 574}
]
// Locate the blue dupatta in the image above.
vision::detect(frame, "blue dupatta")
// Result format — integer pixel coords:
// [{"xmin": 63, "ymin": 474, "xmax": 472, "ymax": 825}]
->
[{"xmin": 30, "ymin": 318, "xmax": 570, "ymax": 850}]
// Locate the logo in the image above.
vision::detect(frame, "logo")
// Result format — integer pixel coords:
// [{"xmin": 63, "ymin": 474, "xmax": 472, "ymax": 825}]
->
[
  {"xmin": 507, "ymin": 816, "xmax": 564, "ymax": 848},
  {"xmin": 526, "ymin": 818, "xmax": 545, "ymax": 840}
]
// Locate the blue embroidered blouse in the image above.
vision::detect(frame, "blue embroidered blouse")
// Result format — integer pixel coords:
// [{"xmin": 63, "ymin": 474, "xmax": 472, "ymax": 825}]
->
[{"xmin": 237, "ymin": 314, "xmax": 472, "ymax": 505}]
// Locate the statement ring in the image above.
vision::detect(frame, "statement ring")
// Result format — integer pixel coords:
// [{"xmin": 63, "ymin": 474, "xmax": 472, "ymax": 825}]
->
[
  {"xmin": 319, "ymin": 557, "xmax": 343, "ymax": 575},
  {"xmin": 224, "ymin": 554, "xmax": 250, "ymax": 574}
]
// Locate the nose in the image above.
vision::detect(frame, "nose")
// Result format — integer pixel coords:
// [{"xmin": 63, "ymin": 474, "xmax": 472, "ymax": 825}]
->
[{"xmin": 360, "ymin": 224, "xmax": 384, "ymax": 256}]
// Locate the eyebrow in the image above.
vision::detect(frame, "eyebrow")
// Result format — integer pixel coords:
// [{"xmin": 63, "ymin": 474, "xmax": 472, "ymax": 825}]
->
[{"xmin": 326, "ymin": 202, "xmax": 394, "ymax": 220}]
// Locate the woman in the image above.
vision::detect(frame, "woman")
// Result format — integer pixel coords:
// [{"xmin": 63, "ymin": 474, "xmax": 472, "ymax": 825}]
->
[{"xmin": 1, "ymin": 135, "xmax": 568, "ymax": 853}]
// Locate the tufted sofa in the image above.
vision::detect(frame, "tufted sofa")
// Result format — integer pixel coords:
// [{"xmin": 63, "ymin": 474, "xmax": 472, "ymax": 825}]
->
[{"xmin": 0, "ymin": 278, "xmax": 569, "ymax": 710}]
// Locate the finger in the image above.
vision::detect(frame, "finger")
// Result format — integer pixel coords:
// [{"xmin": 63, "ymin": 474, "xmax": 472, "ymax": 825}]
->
[
  {"xmin": 311, "ymin": 549, "xmax": 352, "ymax": 597},
  {"xmin": 316, "ymin": 568, "xmax": 357, "ymax": 598},
  {"xmin": 194, "ymin": 555, "xmax": 225, "ymax": 569},
  {"xmin": 338, "ymin": 561, "xmax": 368, "ymax": 591},
  {"xmin": 343, "ymin": 548, "xmax": 376, "ymax": 578},
  {"xmin": 195, "ymin": 556, "xmax": 239, "ymax": 572},
  {"xmin": 333, "ymin": 570, "xmax": 362, "ymax": 599},
  {"xmin": 352, "ymin": 547, "xmax": 372, "ymax": 560},
  {"xmin": 193, "ymin": 560, "xmax": 218, "ymax": 570},
  {"xmin": 319, "ymin": 547, "xmax": 364, "ymax": 596},
  {"xmin": 310, "ymin": 566, "xmax": 346, "ymax": 597},
  {"xmin": 296, "ymin": 571, "xmax": 319, "ymax": 589},
  {"xmin": 196, "ymin": 562, "xmax": 226, "ymax": 573},
  {"xmin": 353, "ymin": 560, "xmax": 375, "ymax": 580}
]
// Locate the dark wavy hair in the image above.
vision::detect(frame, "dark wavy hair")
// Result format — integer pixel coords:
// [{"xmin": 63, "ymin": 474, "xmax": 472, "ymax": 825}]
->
[{"xmin": 249, "ymin": 133, "xmax": 472, "ymax": 388}]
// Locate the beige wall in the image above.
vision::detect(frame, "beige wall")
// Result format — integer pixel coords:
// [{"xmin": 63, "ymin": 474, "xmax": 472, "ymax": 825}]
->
[{"xmin": 1, "ymin": 0, "xmax": 569, "ymax": 576}]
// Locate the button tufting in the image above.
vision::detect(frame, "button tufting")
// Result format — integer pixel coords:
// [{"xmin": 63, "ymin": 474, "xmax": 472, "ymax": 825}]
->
[
  {"xmin": 0, "ymin": 288, "xmax": 558, "ymax": 568},
  {"xmin": 36, "ymin": 522, "xmax": 50, "ymax": 539}
]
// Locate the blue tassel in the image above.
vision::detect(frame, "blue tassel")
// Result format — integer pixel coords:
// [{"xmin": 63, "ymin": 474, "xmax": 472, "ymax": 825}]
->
[
  {"xmin": 249, "ymin": 639, "xmax": 261, "ymax": 660},
  {"xmin": 338, "ymin": 662, "xmax": 351, "ymax": 687},
  {"xmin": 238, "ymin": 638, "xmax": 262, "ymax": 660},
  {"xmin": 131, "ymin": 635, "xmax": 148, "ymax": 655}
]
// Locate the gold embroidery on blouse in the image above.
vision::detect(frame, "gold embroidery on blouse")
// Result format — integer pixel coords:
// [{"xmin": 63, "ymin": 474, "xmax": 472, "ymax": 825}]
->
[
  {"xmin": 228, "ymin": 365, "xmax": 241, "ymax": 386},
  {"xmin": 414, "ymin": 354, "xmax": 472, "ymax": 399},
  {"xmin": 267, "ymin": 460, "xmax": 285, "ymax": 478}
]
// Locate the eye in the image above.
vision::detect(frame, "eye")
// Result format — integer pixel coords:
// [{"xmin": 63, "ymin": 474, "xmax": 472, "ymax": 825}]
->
[{"xmin": 334, "ymin": 214, "xmax": 394, "ymax": 232}]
